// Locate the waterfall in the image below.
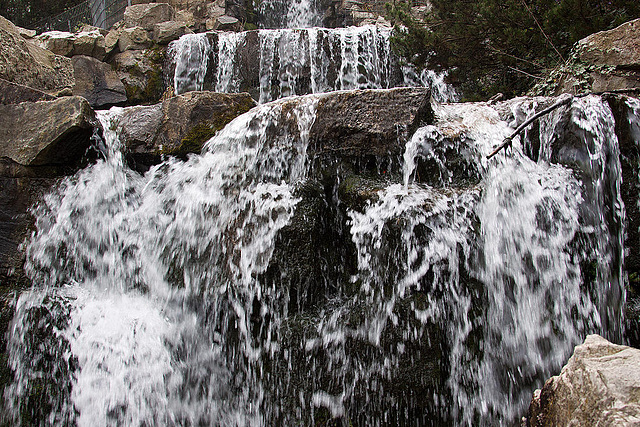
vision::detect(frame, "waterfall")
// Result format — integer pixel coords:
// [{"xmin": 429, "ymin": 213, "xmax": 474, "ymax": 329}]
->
[
  {"xmin": 5, "ymin": 96, "xmax": 320, "ymax": 425},
  {"xmin": 169, "ymin": 26, "xmax": 458, "ymax": 103},
  {"xmin": 5, "ymin": 92, "xmax": 633, "ymax": 425}
]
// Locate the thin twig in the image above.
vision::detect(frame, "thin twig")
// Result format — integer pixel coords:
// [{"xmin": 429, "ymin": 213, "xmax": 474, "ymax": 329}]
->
[
  {"xmin": 486, "ymin": 94, "xmax": 573, "ymax": 159},
  {"xmin": 507, "ymin": 66, "xmax": 543, "ymax": 80},
  {"xmin": 486, "ymin": 88, "xmax": 640, "ymax": 159}
]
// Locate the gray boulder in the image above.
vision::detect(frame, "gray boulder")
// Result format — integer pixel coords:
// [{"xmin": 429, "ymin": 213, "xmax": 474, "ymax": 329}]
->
[
  {"xmin": 112, "ymin": 91, "xmax": 256, "ymax": 168},
  {"xmin": 35, "ymin": 29, "xmax": 106, "ymax": 60},
  {"xmin": 72, "ymin": 55, "xmax": 127, "ymax": 109},
  {"xmin": 525, "ymin": 334, "xmax": 640, "ymax": 426},
  {"xmin": 123, "ymin": 3, "xmax": 176, "ymax": 31},
  {"xmin": 118, "ymin": 26, "xmax": 153, "ymax": 51},
  {"xmin": 152, "ymin": 21, "xmax": 191, "ymax": 44},
  {"xmin": 0, "ymin": 96, "xmax": 96, "ymax": 167},
  {"xmin": 113, "ymin": 48, "xmax": 167, "ymax": 105}
]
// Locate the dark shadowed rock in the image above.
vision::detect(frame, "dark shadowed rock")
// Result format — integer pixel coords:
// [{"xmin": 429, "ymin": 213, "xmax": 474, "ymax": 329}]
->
[
  {"xmin": 0, "ymin": 15, "xmax": 74, "ymax": 92},
  {"xmin": 0, "ymin": 78, "xmax": 56, "ymax": 105},
  {"xmin": 310, "ymin": 87, "xmax": 433, "ymax": 157},
  {"xmin": 113, "ymin": 48, "xmax": 167, "ymax": 105},
  {"xmin": 114, "ymin": 91, "xmax": 256, "ymax": 168},
  {"xmin": 72, "ymin": 55, "xmax": 127, "ymax": 109},
  {"xmin": 525, "ymin": 334, "xmax": 640, "ymax": 427},
  {"xmin": 0, "ymin": 97, "xmax": 96, "ymax": 167}
]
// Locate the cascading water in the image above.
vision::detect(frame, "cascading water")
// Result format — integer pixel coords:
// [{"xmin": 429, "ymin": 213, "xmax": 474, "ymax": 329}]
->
[
  {"xmin": 5, "ymin": 91, "xmax": 634, "ymax": 426},
  {"xmin": 169, "ymin": 26, "xmax": 457, "ymax": 103},
  {"xmin": 258, "ymin": 0, "xmax": 321, "ymax": 29}
]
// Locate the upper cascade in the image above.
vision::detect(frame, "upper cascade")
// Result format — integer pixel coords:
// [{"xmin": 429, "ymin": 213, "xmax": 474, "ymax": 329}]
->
[
  {"xmin": 258, "ymin": 0, "xmax": 322, "ymax": 29},
  {"xmin": 168, "ymin": 25, "xmax": 457, "ymax": 104}
]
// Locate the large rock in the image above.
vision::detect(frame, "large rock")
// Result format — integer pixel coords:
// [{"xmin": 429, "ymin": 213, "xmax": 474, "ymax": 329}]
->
[
  {"xmin": 72, "ymin": 55, "xmax": 127, "ymax": 108},
  {"xmin": 525, "ymin": 334, "xmax": 640, "ymax": 426},
  {"xmin": 123, "ymin": 3, "xmax": 176, "ymax": 31},
  {"xmin": 577, "ymin": 19, "xmax": 640, "ymax": 69},
  {"xmin": 35, "ymin": 30, "xmax": 106, "ymax": 60},
  {"xmin": 310, "ymin": 87, "xmax": 433, "ymax": 157},
  {"xmin": 0, "ymin": 15, "xmax": 74, "ymax": 92},
  {"xmin": 533, "ymin": 19, "xmax": 640, "ymax": 96},
  {"xmin": 0, "ymin": 97, "xmax": 96, "ymax": 167},
  {"xmin": 118, "ymin": 26, "xmax": 153, "ymax": 51},
  {"xmin": 152, "ymin": 20, "xmax": 191, "ymax": 44},
  {"xmin": 113, "ymin": 91, "xmax": 256, "ymax": 168}
]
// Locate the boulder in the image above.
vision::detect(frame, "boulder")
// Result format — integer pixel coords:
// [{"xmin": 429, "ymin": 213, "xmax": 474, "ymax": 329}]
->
[
  {"xmin": 113, "ymin": 48, "xmax": 166, "ymax": 105},
  {"xmin": 0, "ymin": 15, "xmax": 74, "ymax": 92},
  {"xmin": 0, "ymin": 78, "xmax": 56, "ymax": 105},
  {"xmin": 74, "ymin": 30, "xmax": 107, "ymax": 59},
  {"xmin": 213, "ymin": 15, "xmax": 241, "ymax": 31},
  {"xmin": 310, "ymin": 87, "xmax": 433, "ymax": 158},
  {"xmin": 123, "ymin": 3, "xmax": 176, "ymax": 31},
  {"xmin": 34, "ymin": 31, "xmax": 75, "ymax": 57},
  {"xmin": 72, "ymin": 55, "xmax": 127, "ymax": 108},
  {"xmin": 118, "ymin": 26, "xmax": 153, "ymax": 51},
  {"xmin": 175, "ymin": 10, "xmax": 196, "ymax": 28},
  {"xmin": 152, "ymin": 21, "xmax": 191, "ymax": 44},
  {"xmin": 532, "ymin": 19, "xmax": 640, "ymax": 96},
  {"xmin": 35, "ymin": 30, "xmax": 106, "ymax": 60},
  {"xmin": 0, "ymin": 96, "xmax": 96, "ymax": 167},
  {"xmin": 577, "ymin": 19, "xmax": 640, "ymax": 69},
  {"xmin": 525, "ymin": 334, "xmax": 640, "ymax": 427},
  {"xmin": 113, "ymin": 91, "xmax": 256, "ymax": 168}
]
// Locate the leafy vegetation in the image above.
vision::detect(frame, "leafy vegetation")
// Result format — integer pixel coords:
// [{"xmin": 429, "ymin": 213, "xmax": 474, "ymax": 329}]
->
[{"xmin": 386, "ymin": 0, "xmax": 640, "ymax": 100}]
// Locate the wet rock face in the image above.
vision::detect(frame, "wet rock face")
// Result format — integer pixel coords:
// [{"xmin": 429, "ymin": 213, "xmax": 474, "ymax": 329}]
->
[
  {"xmin": 525, "ymin": 334, "xmax": 640, "ymax": 427},
  {"xmin": 310, "ymin": 87, "xmax": 433, "ymax": 158},
  {"xmin": 113, "ymin": 48, "xmax": 167, "ymax": 105},
  {"xmin": 0, "ymin": 15, "xmax": 74, "ymax": 92}
]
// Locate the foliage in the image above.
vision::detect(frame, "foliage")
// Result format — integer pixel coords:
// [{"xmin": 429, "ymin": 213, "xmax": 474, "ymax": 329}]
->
[
  {"xmin": 386, "ymin": 0, "xmax": 640, "ymax": 100},
  {"xmin": 0, "ymin": 0, "xmax": 85, "ymax": 29}
]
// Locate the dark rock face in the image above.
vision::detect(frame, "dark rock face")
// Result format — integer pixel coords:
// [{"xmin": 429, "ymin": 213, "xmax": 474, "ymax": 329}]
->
[
  {"xmin": 114, "ymin": 91, "xmax": 256, "ymax": 169},
  {"xmin": 113, "ymin": 48, "xmax": 167, "ymax": 105},
  {"xmin": 0, "ymin": 78, "xmax": 56, "ymax": 105},
  {"xmin": 0, "ymin": 97, "xmax": 96, "ymax": 167},
  {"xmin": 72, "ymin": 55, "xmax": 127, "ymax": 109},
  {"xmin": 525, "ymin": 335, "xmax": 640, "ymax": 427},
  {"xmin": 310, "ymin": 87, "xmax": 433, "ymax": 158}
]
